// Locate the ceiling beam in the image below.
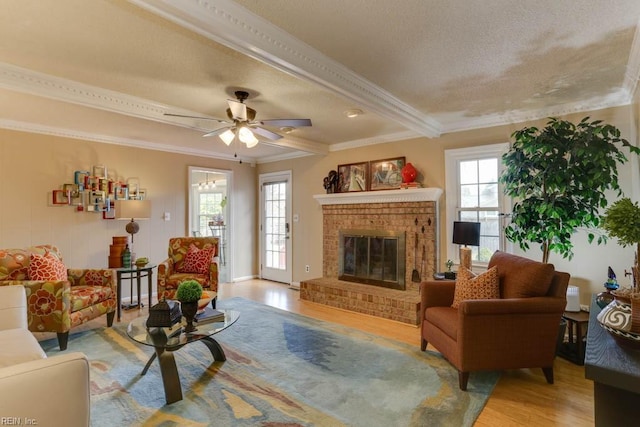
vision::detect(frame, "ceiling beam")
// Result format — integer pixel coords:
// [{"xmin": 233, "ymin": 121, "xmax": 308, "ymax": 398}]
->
[
  {"xmin": 0, "ymin": 62, "xmax": 328, "ymax": 155},
  {"xmin": 129, "ymin": 0, "xmax": 442, "ymax": 137}
]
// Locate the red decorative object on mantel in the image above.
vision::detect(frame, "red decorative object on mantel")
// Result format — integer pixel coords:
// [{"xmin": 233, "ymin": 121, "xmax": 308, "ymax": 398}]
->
[{"xmin": 401, "ymin": 162, "xmax": 417, "ymax": 183}]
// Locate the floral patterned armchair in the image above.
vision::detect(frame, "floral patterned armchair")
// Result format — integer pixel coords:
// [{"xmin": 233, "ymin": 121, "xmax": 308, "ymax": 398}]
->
[
  {"xmin": 157, "ymin": 237, "xmax": 219, "ymax": 307},
  {"xmin": 0, "ymin": 245, "xmax": 116, "ymax": 350}
]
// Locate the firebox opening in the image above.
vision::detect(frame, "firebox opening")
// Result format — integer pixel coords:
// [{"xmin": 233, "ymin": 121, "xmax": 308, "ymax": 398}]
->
[{"xmin": 338, "ymin": 229, "xmax": 406, "ymax": 290}]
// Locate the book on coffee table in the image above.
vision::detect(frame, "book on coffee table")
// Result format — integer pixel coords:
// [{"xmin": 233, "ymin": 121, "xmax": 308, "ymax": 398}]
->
[{"xmin": 194, "ymin": 306, "xmax": 225, "ymax": 324}]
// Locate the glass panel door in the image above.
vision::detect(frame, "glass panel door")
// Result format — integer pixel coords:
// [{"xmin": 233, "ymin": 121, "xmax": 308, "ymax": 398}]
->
[
  {"xmin": 188, "ymin": 167, "xmax": 231, "ymax": 283},
  {"xmin": 260, "ymin": 172, "xmax": 292, "ymax": 284}
]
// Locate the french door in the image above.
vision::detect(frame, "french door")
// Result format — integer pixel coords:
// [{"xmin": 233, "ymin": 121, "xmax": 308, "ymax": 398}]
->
[{"xmin": 259, "ymin": 171, "xmax": 292, "ymax": 284}]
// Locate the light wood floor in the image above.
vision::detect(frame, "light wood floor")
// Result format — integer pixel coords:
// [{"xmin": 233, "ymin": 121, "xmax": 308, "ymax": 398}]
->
[{"xmin": 39, "ymin": 279, "xmax": 594, "ymax": 426}]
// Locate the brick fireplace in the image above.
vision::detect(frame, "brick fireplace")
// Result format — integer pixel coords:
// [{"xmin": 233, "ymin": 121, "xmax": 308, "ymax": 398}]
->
[{"xmin": 300, "ymin": 188, "xmax": 442, "ymax": 325}]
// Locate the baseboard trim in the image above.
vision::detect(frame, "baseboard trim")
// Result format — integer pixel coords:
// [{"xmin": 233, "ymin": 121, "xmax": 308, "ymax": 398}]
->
[
  {"xmin": 232, "ymin": 275, "xmax": 259, "ymax": 283},
  {"xmin": 289, "ymin": 281, "xmax": 301, "ymax": 290}
]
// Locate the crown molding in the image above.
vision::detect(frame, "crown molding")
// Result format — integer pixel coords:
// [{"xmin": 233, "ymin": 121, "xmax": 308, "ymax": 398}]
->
[
  {"xmin": 257, "ymin": 150, "xmax": 315, "ymax": 164},
  {"xmin": 440, "ymin": 91, "xmax": 632, "ymax": 134},
  {"xmin": 329, "ymin": 130, "xmax": 420, "ymax": 152},
  {"xmin": 0, "ymin": 61, "xmax": 327, "ymax": 155},
  {"xmin": 0, "ymin": 118, "xmax": 254, "ymax": 163},
  {"xmin": 129, "ymin": 0, "xmax": 442, "ymax": 138},
  {"xmin": 0, "ymin": 62, "xmax": 172, "ymax": 121},
  {"xmin": 624, "ymin": 18, "xmax": 640, "ymax": 100},
  {"xmin": 261, "ymin": 134, "xmax": 328, "ymax": 155}
]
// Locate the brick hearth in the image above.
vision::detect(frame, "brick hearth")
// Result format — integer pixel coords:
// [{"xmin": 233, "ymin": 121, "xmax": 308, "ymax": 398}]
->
[
  {"xmin": 300, "ymin": 277, "xmax": 421, "ymax": 324},
  {"xmin": 301, "ymin": 188, "xmax": 442, "ymax": 325}
]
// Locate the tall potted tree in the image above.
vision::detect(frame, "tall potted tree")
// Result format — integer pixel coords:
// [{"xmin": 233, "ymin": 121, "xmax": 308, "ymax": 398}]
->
[{"xmin": 500, "ymin": 116, "xmax": 640, "ymax": 263}]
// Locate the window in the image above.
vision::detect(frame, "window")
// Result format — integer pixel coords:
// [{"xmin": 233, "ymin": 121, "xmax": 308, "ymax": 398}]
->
[
  {"xmin": 445, "ymin": 143, "xmax": 510, "ymax": 266},
  {"xmin": 197, "ymin": 192, "xmax": 224, "ymax": 236}
]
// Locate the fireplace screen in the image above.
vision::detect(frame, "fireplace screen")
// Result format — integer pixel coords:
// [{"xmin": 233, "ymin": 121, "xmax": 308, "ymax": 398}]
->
[{"xmin": 339, "ymin": 229, "xmax": 406, "ymax": 290}]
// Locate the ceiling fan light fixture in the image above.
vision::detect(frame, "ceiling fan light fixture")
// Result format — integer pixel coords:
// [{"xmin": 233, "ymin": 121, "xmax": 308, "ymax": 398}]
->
[
  {"xmin": 220, "ymin": 129, "xmax": 235, "ymax": 145},
  {"xmin": 345, "ymin": 109, "xmax": 363, "ymax": 118},
  {"xmin": 238, "ymin": 126, "xmax": 259, "ymax": 147},
  {"xmin": 245, "ymin": 138, "xmax": 259, "ymax": 148}
]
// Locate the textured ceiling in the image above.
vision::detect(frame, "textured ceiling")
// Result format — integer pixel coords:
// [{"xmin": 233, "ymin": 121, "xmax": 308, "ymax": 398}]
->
[{"xmin": 1, "ymin": 0, "xmax": 639, "ymax": 163}]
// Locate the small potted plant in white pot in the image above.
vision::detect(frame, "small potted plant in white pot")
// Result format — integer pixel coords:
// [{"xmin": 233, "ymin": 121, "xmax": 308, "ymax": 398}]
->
[{"xmin": 176, "ymin": 280, "xmax": 203, "ymax": 333}]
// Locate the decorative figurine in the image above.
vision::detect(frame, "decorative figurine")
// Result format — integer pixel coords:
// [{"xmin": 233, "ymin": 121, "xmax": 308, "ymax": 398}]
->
[
  {"xmin": 323, "ymin": 170, "xmax": 339, "ymax": 193},
  {"xmin": 596, "ymin": 266, "xmax": 619, "ymax": 308}
]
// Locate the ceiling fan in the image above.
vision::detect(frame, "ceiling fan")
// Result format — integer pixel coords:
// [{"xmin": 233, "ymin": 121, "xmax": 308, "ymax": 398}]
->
[{"xmin": 165, "ymin": 90, "xmax": 312, "ymax": 148}]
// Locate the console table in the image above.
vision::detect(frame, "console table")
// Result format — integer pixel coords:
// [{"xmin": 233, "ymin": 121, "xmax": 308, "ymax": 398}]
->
[{"xmin": 585, "ymin": 296, "xmax": 640, "ymax": 426}]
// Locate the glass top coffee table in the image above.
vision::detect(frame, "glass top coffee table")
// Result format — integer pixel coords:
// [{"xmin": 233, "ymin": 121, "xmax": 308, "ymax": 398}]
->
[{"xmin": 127, "ymin": 309, "xmax": 239, "ymax": 404}]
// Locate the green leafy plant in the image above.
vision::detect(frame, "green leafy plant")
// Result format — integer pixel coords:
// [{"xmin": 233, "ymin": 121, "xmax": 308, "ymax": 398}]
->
[
  {"xmin": 445, "ymin": 259, "xmax": 454, "ymax": 272},
  {"xmin": 601, "ymin": 198, "xmax": 640, "ymax": 252},
  {"xmin": 601, "ymin": 198, "xmax": 640, "ymax": 295},
  {"xmin": 176, "ymin": 280, "xmax": 203, "ymax": 302},
  {"xmin": 501, "ymin": 116, "xmax": 640, "ymax": 263}
]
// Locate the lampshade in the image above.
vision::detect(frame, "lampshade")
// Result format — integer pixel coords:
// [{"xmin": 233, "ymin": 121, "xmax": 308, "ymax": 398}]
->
[
  {"xmin": 453, "ymin": 221, "xmax": 480, "ymax": 270},
  {"xmin": 115, "ymin": 200, "xmax": 151, "ymax": 243},
  {"xmin": 219, "ymin": 129, "xmax": 235, "ymax": 145},
  {"xmin": 452, "ymin": 221, "xmax": 481, "ymax": 246},
  {"xmin": 238, "ymin": 127, "xmax": 259, "ymax": 147}
]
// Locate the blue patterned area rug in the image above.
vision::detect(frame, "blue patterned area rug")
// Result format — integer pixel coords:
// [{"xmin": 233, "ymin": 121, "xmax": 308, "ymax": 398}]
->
[{"xmin": 42, "ymin": 297, "xmax": 498, "ymax": 426}]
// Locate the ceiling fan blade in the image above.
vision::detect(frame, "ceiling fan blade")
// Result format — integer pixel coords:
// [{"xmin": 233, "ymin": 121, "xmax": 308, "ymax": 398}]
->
[
  {"xmin": 227, "ymin": 99, "xmax": 247, "ymax": 121},
  {"xmin": 202, "ymin": 126, "xmax": 232, "ymax": 138},
  {"xmin": 260, "ymin": 118, "xmax": 312, "ymax": 127},
  {"xmin": 251, "ymin": 126, "xmax": 283, "ymax": 140},
  {"xmin": 164, "ymin": 113, "xmax": 227, "ymax": 123}
]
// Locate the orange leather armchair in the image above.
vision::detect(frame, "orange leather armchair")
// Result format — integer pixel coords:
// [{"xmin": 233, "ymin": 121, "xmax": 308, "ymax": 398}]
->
[
  {"xmin": 420, "ymin": 251, "xmax": 569, "ymax": 390},
  {"xmin": 157, "ymin": 237, "xmax": 219, "ymax": 307}
]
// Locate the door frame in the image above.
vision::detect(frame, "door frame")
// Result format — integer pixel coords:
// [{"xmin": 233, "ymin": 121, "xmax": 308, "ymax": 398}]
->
[
  {"xmin": 259, "ymin": 170, "xmax": 292, "ymax": 285},
  {"xmin": 188, "ymin": 166, "xmax": 233, "ymax": 283}
]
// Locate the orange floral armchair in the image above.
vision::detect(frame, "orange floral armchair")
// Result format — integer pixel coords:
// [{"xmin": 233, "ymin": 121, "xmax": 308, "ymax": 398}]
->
[
  {"xmin": 0, "ymin": 245, "xmax": 116, "ymax": 350},
  {"xmin": 157, "ymin": 237, "xmax": 219, "ymax": 307}
]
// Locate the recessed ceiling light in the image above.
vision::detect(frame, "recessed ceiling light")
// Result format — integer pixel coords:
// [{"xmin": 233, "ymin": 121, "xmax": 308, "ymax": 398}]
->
[
  {"xmin": 345, "ymin": 109, "xmax": 364, "ymax": 118},
  {"xmin": 279, "ymin": 126, "xmax": 295, "ymax": 134}
]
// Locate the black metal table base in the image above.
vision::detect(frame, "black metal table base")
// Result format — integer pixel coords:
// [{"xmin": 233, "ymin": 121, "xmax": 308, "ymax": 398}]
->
[
  {"xmin": 121, "ymin": 302, "xmax": 144, "ymax": 310},
  {"xmin": 139, "ymin": 336, "xmax": 226, "ymax": 404}
]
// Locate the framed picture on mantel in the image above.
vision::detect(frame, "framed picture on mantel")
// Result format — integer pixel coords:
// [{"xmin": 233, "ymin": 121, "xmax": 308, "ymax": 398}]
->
[
  {"xmin": 369, "ymin": 157, "xmax": 405, "ymax": 191},
  {"xmin": 337, "ymin": 162, "xmax": 368, "ymax": 193}
]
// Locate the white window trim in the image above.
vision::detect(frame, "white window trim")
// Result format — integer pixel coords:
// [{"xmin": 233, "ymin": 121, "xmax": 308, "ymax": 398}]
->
[{"xmin": 445, "ymin": 143, "xmax": 511, "ymax": 269}]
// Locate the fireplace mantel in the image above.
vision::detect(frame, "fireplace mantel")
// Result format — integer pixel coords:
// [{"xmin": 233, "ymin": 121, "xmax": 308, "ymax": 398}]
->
[{"xmin": 313, "ymin": 188, "xmax": 443, "ymax": 205}]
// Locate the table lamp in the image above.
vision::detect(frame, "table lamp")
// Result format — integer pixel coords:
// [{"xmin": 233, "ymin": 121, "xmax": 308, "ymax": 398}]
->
[
  {"xmin": 452, "ymin": 221, "xmax": 480, "ymax": 270},
  {"xmin": 115, "ymin": 199, "xmax": 151, "ymax": 244}
]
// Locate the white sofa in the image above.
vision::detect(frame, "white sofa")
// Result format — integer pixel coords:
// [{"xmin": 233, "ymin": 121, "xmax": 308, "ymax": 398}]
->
[{"xmin": 0, "ymin": 285, "xmax": 90, "ymax": 427}]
